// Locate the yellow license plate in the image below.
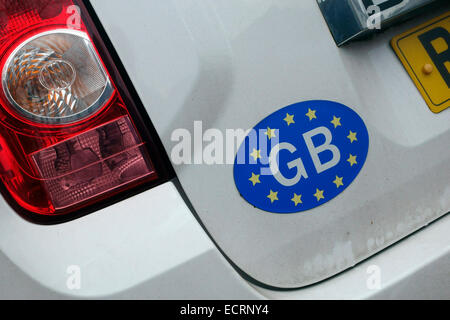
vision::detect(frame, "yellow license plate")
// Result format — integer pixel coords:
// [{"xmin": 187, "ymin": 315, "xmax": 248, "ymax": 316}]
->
[{"xmin": 391, "ymin": 12, "xmax": 450, "ymax": 113}]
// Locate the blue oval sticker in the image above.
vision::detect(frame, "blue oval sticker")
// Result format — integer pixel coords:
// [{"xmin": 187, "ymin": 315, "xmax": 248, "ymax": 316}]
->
[{"xmin": 234, "ymin": 100, "xmax": 369, "ymax": 213}]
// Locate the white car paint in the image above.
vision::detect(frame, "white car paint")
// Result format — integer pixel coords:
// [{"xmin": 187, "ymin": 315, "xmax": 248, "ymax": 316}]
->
[
  {"xmin": 89, "ymin": 0, "xmax": 450, "ymax": 288},
  {"xmin": 0, "ymin": 180, "xmax": 448, "ymax": 298},
  {"xmin": 0, "ymin": 181, "xmax": 262, "ymax": 299}
]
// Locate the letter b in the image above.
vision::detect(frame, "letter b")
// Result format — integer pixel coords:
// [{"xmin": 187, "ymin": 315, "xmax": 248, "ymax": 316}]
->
[
  {"xmin": 419, "ymin": 27, "xmax": 450, "ymax": 88},
  {"xmin": 303, "ymin": 126, "xmax": 340, "ymax": 174}
]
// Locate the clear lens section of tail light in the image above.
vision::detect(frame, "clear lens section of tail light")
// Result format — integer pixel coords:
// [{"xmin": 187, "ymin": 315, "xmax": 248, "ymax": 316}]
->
[
  {"xmin": 0, "ymin": 1, "xmax": 172, "ymax": 221},
  {"xmin": 3, "ymin": 29, "xmax": 113, "ymax": 124},
  {"xmin": 32, "ymin": 116, "xmax": 153, "ymax": 210}
]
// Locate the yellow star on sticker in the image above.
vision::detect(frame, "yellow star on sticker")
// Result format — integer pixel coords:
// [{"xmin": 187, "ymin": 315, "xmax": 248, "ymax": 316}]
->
[
  {"xmin": 347, "ymin": 130, "xmax": 357, "ymax": 143},
  {"xmin": 283, "ymin": 113, "xmax": 295, "ymax": 126},
  {"xmin": 249, "ymin": 173, "xmax": 261, "ymax": 186},
  {"xmin": 305, "ymin": 108, "xmax": 317, "ymax": 121},
  {"xmin": 267, "ymin": 190, "xmax": 279, "ymax": 203},
  {"xmin": 291, "ymin": 193, "xmax": 302, "ymax": 206},
  {"xmin": 347, "ymin": 154, "xmax": 357, "ymax": 167},
  {"xmin": 265, "ymin": 127, "xmax": 276, "ymax": 139},
  {"xmin": 333, "ymin": 175, "xmax": 344, "ymax": 188},
  {"xmin": 331, "ymin": 116, "xmax": 341, "ymax": 128},
  {"xmin": 250, "ymin": 148, "xmax": 261, "ymax": 161},
  {"xmin": 313, "ymin": 188, "xmax": 324, "ymax": 201}
]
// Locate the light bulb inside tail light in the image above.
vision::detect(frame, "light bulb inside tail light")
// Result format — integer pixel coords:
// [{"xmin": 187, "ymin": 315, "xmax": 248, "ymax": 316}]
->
[
  {"xmin": 0, "ymin": 1, "xmax": 173, "ymax": 222},
  {"xmin": 3, "ymin": 29, "xmax": 113, "ymax": 124}
]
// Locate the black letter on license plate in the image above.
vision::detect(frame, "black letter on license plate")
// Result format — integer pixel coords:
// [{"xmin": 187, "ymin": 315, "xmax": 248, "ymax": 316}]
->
[{"xmin": 419, "ymin": 27, "xmax": 450, "ymax": 88}]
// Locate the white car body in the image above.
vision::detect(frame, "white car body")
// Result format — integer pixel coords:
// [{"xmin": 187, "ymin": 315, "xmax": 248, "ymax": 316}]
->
[{"xmin": 0, "ymin": 0, "xmax": 449, "ymax": 299}]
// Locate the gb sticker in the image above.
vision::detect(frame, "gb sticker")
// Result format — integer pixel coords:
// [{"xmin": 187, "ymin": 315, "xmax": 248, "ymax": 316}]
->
[{"xmin": 233, "ymin": 100, "xmax": 369, "ymax": 213}]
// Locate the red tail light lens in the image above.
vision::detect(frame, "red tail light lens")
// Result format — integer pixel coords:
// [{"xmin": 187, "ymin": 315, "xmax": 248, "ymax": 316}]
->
[{"xmin": 0, "ymin": 0, "xmax": 173, "ymax": 222}]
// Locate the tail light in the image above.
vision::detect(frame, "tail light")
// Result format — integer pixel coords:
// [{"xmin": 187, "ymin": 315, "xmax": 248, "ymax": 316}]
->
[{"xmin": 0, "ymin": 0, "xmax": 173, "ymax": 222}]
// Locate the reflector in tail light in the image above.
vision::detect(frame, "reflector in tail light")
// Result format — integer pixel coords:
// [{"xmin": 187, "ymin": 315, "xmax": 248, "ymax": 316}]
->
[
  {"xmin": 0, "ymin": 0, "xmax": 173, "ymax": 222},
  {"xmin": 3, "ymin": 29, "xmax": 113, "ymax": 124}
]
